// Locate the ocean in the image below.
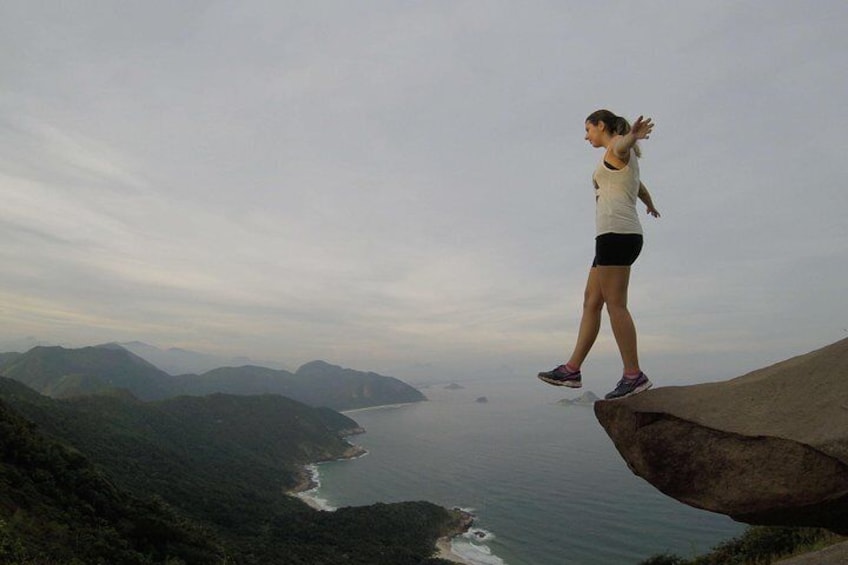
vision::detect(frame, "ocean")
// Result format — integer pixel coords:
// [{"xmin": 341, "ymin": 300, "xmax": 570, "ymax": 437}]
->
[{"xmin": 299, "ymin": 376, "xmax": 745, "ymax": 565}]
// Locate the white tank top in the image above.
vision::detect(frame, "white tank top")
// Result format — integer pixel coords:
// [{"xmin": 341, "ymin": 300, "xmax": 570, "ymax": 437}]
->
[{"xmin": 593, "ymin": 149, "xmax": 643, "ymax": 236}]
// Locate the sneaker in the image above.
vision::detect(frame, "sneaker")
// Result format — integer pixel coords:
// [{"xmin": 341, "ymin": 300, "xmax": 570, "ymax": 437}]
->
[
  {"xmin": 604, "ymin": 372, "xmax": 652, "ymax": 400},
  {"xmin": 537, "ymin": 365, "xmax": 582, "ymax": 388}
]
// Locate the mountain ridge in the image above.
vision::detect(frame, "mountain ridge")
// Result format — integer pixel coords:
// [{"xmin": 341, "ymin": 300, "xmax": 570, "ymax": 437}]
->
[
  {"xmin": 1, "ymin": 345, "xmax": 172, "ymax": 400},
  {"xmin": 114, "ymin": 341, "xmax": 291, "ymax": 375},
  {"xmin": 0, "ymin": 344, "xmax": 426, "ymax": 410}
]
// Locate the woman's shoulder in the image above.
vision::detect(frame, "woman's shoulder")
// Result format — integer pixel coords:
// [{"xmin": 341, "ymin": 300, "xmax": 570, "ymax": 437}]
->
[{"xmin": 603, "ymin": 142, "xmax": 630, "ymax": 168}]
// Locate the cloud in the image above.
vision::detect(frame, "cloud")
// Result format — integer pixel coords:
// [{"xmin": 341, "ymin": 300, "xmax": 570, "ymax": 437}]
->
[{"xmin": 1, "ymin": 1, "xmax": 847, "ymax": 380}]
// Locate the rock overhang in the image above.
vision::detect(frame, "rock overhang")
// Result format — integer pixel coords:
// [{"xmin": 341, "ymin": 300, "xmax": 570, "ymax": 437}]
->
[{"xmin": 594, "ymin": 338, "xmax": 848, "ymax": 534}]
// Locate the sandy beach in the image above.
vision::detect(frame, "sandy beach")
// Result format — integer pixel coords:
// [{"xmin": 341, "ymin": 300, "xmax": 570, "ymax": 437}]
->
[
  {"xmin": 294, "ymin": 491, "xmax": 328, "ymax": 511},
  {"xmin": 435, "ymin": 538, "xmax": 474, "ymax": 564},
  {"xmin": 287, "ymin": 464, "xmax": 337, "ymax": 511},
  {"xmin": 289, "ymin": 472, "xmax": 326, "ymax": 511},
  {"xmin": 341, "ymin": 401, "xmax": 420, "ymax": 414},
  {"xmin": 433, "ymin": 508, "xmax": 478, "ymax": 564}
]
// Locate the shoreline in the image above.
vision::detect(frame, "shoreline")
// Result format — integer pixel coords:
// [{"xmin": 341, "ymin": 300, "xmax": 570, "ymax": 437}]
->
[
  {"xmin": 288, "ymin": 456, "xmax": 480, "ymax": 564},
  {"xmin": 436, "ymin": 537, "xmax": 473, "ymax": 564},
  {"xmin": 341, "ymin": 401, "xmax": 420, "ymax": 414},
  {"xmin": 287, "ymin": 403, "xmax": 497, "ymax": 565},
  {"xmin": 287, "ymin": 443, "xmax": 369, "ymax": 511},
  {"xmin": 435, "ymin": 509, "xmax": 476, "ymax": 564},
  {"xmin": 287, "ymin": 464, "xmax": 339, "ymax": 511}
]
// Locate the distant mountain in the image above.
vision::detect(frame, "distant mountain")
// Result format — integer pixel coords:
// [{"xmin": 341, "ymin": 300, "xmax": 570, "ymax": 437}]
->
[
  {"xmin": 0, "ymin": 378, "xmax": 464, "ymax": 563},
  {"xmin": 170, "ymin": 364, "xmax": 294, "ymax": 397},
  {"xmin": 172, "ymin": 360, "xmax": 426, "ymax": 411},
  {"xmin": 294, "ymin": 360, "xmax": 427, "ymax": 409},
  {"xmin": 0, "ymin": 345, "xmax": 172, "ymax": 400},
  {"xmin": 115, "ymin": 341, "xmax": 290, "ymax": 375},
  {"xmin": 0, "ymin": 345, "xmax": 426, "ymax": 410},
  {"xmin": 0, "ymin": 351, "xmax": 21, "ymax": 366}
]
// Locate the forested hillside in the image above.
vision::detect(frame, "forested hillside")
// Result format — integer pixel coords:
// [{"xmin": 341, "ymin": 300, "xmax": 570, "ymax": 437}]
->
[
  {"xmin": 0, "ymin": 396, "xmax": 225, "ymax": 564},
  {"xmin": 0, "ymin": 377, "xmax": 462, "ymax": 564}
]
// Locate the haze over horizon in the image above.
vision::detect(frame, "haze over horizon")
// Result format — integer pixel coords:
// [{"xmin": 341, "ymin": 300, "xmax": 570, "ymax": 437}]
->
[{"xmin": 3, "ymin": 2, "xmax": 846, "ymax": 383}]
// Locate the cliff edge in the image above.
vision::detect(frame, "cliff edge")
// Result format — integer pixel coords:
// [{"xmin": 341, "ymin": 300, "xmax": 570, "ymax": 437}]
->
[{"xmin": 594, "ymin": 338, "xmax": 848, "ymax": 534}]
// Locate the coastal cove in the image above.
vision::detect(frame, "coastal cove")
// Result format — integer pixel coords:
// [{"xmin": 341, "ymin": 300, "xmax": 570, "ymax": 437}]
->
[
  {"xmin": 298, "ymin": 378, "xmax": 746, "ymax": 565},
  {"xmin": 290, "ymin": 439, "xmax": 476, "ymax": 563}
]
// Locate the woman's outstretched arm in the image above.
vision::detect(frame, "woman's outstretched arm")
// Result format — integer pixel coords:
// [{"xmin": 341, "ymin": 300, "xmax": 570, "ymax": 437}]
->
[{"xmin": 612, "ymin": 115, "xmax": 654, "ymax": 159}]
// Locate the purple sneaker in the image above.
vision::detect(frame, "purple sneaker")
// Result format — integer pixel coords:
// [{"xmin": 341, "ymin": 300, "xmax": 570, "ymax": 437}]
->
[
  {"xmin": 604, "ymin": 372, "xmax": 652, "ymax": 400},
  {"xmin": 537, "ymin": 365, "xmax": 582, "ymax": 388}
]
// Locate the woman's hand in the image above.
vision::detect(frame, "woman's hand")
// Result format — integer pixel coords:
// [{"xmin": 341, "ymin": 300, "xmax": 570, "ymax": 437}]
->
[
  {"xmin": 630, "ymin": 116, "xmax": 654, "ymax": 140},
  {"xmin": 612, "ymin": 115, "xmax": 654, "ymax": 158},
  {"xmin": 638, "ymin": 182, "xmax": 660, "ymax": 218}
]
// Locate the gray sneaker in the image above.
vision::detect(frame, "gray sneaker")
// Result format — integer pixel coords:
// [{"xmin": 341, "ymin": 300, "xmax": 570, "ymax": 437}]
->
[
  {"xmin": 537, "ymin": 365, "xmax": 582, "ymax": 388},
  {"xmin": 604, "ymin": 372, "xmax": 652, "ymax": 400}
]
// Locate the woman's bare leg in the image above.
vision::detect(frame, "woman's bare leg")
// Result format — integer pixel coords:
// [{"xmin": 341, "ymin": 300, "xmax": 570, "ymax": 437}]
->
[
  {"xmin": 567, "ymin": 267, "xmax": 604, "ymax": 368},
  {"xmin": 597, "ymin": 266, "xmax": 640, "ymax": 373}
]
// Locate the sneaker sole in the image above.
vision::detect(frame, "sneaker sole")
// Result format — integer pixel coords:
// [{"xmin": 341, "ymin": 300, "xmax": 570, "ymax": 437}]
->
[
  {"xmin": 605, "ymin": 381, "xmax": 652, "ymax": 400},
  {"xmin": 537, "ymin": 375, "xmax": 582, "ymax": 388}
]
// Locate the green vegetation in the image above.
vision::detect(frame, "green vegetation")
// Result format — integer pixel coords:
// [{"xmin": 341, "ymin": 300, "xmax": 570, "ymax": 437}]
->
[
  {"xmin": 267, "ymin": 502, "xmax": 463, "ymax": 565},
  {"xmin": 640, "ymin": 525, "xmax": 845, "ymax": 564},
  {"xmin": 0, "ymin": 398, "xmax": 225, "ymax": 564},
  {"xmin": 0, "ymin": 376, "xmax": 461, "ymax": 564}
]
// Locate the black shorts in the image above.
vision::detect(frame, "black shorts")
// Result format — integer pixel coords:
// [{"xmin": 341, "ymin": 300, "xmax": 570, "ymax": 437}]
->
[{"xmin": 593, "ymin": 233, "xmax": 643, "ymax": 267}]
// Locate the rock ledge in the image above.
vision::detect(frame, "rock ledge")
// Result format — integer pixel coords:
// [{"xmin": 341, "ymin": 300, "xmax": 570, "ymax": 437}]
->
[{"xmin": 595, "ymin": 338, "xmax": 848, "ymax": 534}]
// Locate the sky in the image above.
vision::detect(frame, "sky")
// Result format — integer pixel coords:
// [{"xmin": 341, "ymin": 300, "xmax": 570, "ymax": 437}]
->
[{"xmin": 1, "ymin": 1, "xmax": 846, "ymax": 383}]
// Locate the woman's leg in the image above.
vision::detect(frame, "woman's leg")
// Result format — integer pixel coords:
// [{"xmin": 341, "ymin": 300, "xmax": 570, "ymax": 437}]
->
[
  {"xmin": 597, "ymin": 265, "xmax": 640, "ymax": 373},
  {"xmin": 567, "ymin": 267, "xmax": 604, "ymax": 368}
]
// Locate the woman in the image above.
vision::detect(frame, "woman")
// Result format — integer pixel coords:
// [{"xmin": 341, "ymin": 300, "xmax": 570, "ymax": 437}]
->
[{"xmin": 538, "ymin": 109, "xmax": 660, "ymax": 400}]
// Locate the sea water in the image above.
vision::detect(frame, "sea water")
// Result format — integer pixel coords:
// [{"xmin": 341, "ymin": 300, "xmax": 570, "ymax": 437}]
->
[{"xmin": 304, "ymin": 377, "xmax": 744, "ymax": 565}]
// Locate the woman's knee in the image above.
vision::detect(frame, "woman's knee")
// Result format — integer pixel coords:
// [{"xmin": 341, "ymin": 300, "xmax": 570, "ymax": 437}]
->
[
  {"xmin": 583, "ymin": 291, "xmax": 604, "ymax": 312},
  {"xmin": 605, "ymin": 301, "xmax": 630, "ymax": 319}
]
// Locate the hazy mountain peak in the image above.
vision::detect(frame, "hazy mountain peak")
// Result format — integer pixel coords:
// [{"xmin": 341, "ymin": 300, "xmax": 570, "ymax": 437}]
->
[
  {"xmin": 297, "ymin": 360, "xmax": 339, "ymax": 374},
  {"xmin": 117, "ymin": 342, "xmax": 290, "ymax": 375}
]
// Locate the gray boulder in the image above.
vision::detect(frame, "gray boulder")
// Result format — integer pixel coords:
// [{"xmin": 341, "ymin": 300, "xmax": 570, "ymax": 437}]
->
[{"xmin": 595, "ymin": 338, "xmax": 848, "ymax": 534}]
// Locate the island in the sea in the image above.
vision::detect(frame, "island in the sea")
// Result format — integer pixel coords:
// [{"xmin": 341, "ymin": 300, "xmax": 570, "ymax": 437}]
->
[{"xmin": 557, "ymin": 391, "xmax": 600, "ymax": 406}]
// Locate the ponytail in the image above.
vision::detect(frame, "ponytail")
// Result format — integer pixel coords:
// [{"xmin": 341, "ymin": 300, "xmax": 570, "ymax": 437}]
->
[{"xmin": 586, "ymin": 109, "xmax": 642, "ymax": 158}]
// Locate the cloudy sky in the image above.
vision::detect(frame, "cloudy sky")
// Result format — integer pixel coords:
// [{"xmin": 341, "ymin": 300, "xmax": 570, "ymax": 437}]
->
[{"xmin": 2, "ymin": 1, "xmax": 846, "ymax": 382}]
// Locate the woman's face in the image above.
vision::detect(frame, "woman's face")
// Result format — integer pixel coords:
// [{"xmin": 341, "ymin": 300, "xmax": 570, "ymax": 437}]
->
[{"xmin": 584, "ymin": 121, "xmax": 605, "ymax": 148}]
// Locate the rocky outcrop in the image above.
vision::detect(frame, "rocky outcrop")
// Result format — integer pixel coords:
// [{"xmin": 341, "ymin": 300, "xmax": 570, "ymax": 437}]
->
[
  {"xmin": 558, "ymin": 391, "xmax": 600, "ymax": 406},
  {"xmin": 595, "ymin": 338, "xmax": 848, "ymax": 534}
]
